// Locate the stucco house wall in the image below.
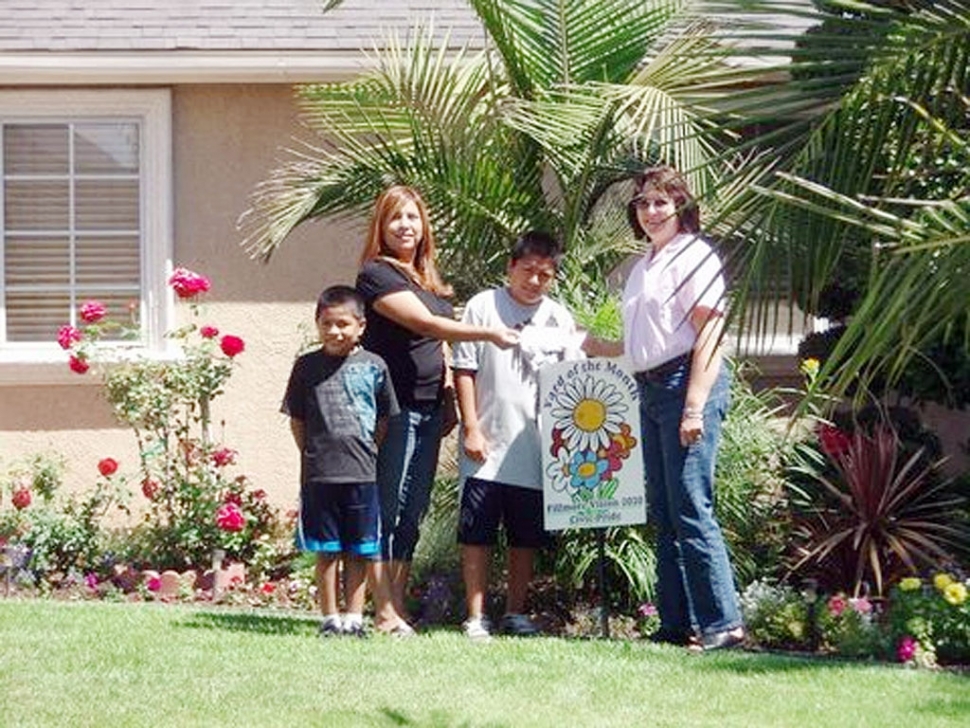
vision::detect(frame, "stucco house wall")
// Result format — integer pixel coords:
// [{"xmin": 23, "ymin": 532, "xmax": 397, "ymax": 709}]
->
[
  {"xmin": 0, "ymin": 83, "xmax": 365, "ymax": 506},
  {"xmin": 0, "ymin": 1, "xmax": 481, "ymax": 505}
]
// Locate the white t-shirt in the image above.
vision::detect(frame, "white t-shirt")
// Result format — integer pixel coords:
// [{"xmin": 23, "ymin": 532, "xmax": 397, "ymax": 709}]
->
[
  {"xmin": 622, "ymin": 232, "xmax": 726, "ymax": 372},
  {"xmin": 453, "ymin": 287, "xmax": 580, "ymax": 490}
]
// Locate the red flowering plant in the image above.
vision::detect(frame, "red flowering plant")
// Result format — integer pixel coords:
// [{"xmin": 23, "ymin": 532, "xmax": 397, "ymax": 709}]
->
[
  {"xmin": 0, "ymin": 453, "xmax": 129, "ymax": 587},
  {"xmin": 55, "ymin": 268, "xmax": 286, "ymax": 573}
]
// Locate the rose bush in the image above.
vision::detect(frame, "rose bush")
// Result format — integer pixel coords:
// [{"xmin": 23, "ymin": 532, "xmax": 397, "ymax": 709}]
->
[
  {"xmin": 55, "ymin": 268, "xmax": 290, "ymax": 573},
  {"xmin": 0, "ymin": 454, "xmax": 128, "ymax": 587}
]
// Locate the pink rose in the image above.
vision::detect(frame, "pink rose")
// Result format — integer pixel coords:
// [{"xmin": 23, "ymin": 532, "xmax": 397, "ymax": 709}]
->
[
  {"xmin": 69, "ymin": 354, "xmax": 90, "ymax": 374},
  {"xmin": 849, "ymin": 596, "xmax": 872, "ymax": 615},
  {"xmin": 97, "ymin": 457, "xmax": 119, "ymax": 477},
  {"xmin": 220, "ymin": 335, "xmax": 245, "ymax": 358},
  {"xmin": 199, "ymin": 325, "xmax": 219, "ymax": 339},
  {"xmin": 216, "ymin": 502, "xmax": 246, "ymax": 532},
  {"xmin": 57, "ymin": 324, "xmax": 83, "ymax": 350},
  {"xmin": 12, "ymin": 487, "xmax": 32, "ymax": 510},
  {"xmin": 827, "ymin": 594, "xmax": 847, "ymax": 617},
  {"xmin": 211, "ymin": 447, "xmax": 237, "ymax": 468},
  {"xmin": 147, "ymin": 576, "xmax": 162, "ymax": 592},
  {"xmin": 251, "ymin": 489, "xmax": 267, "ymax": 501},
  {"xmin": 84, "ymin": 573, "xmax": 99, "ymax": 590},
  {"xmin": 79, "ymin": 300, "xmax": 107, "ymax": 323},
  {"xmin": 897, "ymin": 635, "xmax": 918, "ymax": 662},
  {"xmin": 168, "ymin": 267, "xmax": 211, "ymax": 299}
]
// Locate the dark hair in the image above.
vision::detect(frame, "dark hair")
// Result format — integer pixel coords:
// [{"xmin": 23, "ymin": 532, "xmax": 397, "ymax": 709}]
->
[
  {"xmin": 315, "ymin": 285, "xmax": 365, "ymax": 320},
  {"xmin": 626, "ymin": 165, "xmax": 700, "ymax": 240},
  {"xmin": 510, "ymin": 230, "xmax": 563, "ymax": 267}
]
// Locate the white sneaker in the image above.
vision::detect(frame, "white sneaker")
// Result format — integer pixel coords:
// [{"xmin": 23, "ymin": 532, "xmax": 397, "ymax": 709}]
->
[
  {"xmin": 499, "ymin": 613, "xmax": 539, "ymax": 636},
  {"xmin": 463, "ymin": 617, "xmax": 492, "ymax": 642}
]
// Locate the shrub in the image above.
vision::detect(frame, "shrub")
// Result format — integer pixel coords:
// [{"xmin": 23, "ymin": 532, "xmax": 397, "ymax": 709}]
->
[
  {"xmin": 0, "ymin": 454, "xmax": 128, "ymax": 585},
  {"xmin": 787, "ymin": 417, "xmax": 968, "ymax": 597},
  {"xmin": 886, "ymin": 571, "xmax": 970, "ymax": 666},
  {"xmin": 57, "ymin": 269, "xmax": 289, "ymax": 572},
  {"xmin": 739, "ymin": 580, "xmax": 812, "ymax": 651},
  {"xmin": 816, "ymin": 593, "xmax": 883, "ymax": 658},
  {"xmin": 715, "ymin": 364, "xmax": 803, "ymax": 586}
]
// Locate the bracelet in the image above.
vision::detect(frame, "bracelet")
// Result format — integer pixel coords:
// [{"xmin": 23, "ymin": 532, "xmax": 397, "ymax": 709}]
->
[
  {"xmin": 683, "ymin": 406, "xmax": 704, "ymax": 418},
  {"xmin": 682, "ymin": 413, "xmax": 703, "ymax": 422}
]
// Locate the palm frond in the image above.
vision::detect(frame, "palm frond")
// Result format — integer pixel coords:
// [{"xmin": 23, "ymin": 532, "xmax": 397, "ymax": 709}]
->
[{"xmin": 470, "ymin": 0, "xmax": 686, "ymax": 94}]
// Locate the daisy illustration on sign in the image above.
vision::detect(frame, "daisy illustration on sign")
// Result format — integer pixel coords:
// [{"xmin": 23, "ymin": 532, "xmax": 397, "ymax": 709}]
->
[{"xmin": 540, "ymin": 358, "xmax": 646, "ymax": 531}]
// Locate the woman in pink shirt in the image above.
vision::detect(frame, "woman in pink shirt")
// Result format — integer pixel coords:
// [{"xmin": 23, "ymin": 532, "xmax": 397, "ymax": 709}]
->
[{"xmin": 586, "ymin": 166, "xmax": 743, "ymax": 651}]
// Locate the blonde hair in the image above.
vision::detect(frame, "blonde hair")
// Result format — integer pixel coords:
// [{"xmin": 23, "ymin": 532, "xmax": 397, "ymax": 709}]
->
[{"xmin": 359, "ymin": 185, "xmax": 452, "ymax": 297}]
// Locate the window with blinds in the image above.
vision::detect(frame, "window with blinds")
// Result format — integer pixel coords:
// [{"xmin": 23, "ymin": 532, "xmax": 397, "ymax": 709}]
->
[
  {"xmin": 0, "ymin": 89, "xmax": 171, "ymax": 363},
  {"xmin": 2, "ymin": 122, "xmax": 142, "ymax": 342}
]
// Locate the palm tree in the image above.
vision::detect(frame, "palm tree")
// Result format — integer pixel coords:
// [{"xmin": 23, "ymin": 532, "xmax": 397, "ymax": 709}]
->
[
  {"xmin": 242, "ymin": 0, "xmax": 970, "ymax": 399},
  {"xmin": 722, "ymin": 0, "xmax": 970, "ymax": 402},
  {"xmin": 239, "ymin": 0, "xmax": 756, "ymax": 299}
]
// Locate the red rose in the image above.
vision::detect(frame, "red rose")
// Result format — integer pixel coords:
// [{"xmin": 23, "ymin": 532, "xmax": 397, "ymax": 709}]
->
[
  {"xmin": 168, "ymin": 267, "xmax": 211, "ymax": 299},
  {"xmin": 216, "ymin": 502, "xmax": 246, "ymax": 532},
  {"xmin": 141, "ymin": 479, "xmax": 160, "ymax": 500},
  {"xmin": 97, "ymin": 458, "xmax": 119, "ymax": 477},
  {"xmin": 57, "ymin": 324, "xmax": 83, "ymax": 350},
  {"xmin": 252, "ymin": 489, "xmax": 267, "ymax": 501},
  {"xmin": 211, "ymin": 447, "xmax": 237, "ymax": 468},
  {"xmin": 220, "ymin": 335, "xmax": 245, "ymax": 358},
  {"xmin": 79, "ymin": 300, "xmax": 107, "ymax": 323},
  {"xmin": 12, "ymin": 487, "xmax": 32, "ymax": 510},
  {"xmin": 224, "ymin": 492, "xmax": 243, "ymax": 507},
  {"xmin": 260, "ymin": 582, "xmax": 276, "ymax": 594},
  {"xmin": 199, "ymin": 325, "xmax": 219, "ymax": 339},
  {"xmin": 69, "ymin": 355, "xmax": 90, "ymax": 374}
]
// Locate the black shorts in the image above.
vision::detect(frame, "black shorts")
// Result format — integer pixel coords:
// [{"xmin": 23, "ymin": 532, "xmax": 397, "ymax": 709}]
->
[
  {"xmin": 297, "ymin": 481, "xmax": 381, "ymax": 559},
  {"xmin": 457, "ymin": 477, "xmax": 550, "ymax": 549}
]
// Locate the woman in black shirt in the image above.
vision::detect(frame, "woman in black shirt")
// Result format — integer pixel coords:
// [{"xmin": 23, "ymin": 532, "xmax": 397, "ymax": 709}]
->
[{"xmin": 356, "ymin": 185, "xmax": 517, "ymax": 624}]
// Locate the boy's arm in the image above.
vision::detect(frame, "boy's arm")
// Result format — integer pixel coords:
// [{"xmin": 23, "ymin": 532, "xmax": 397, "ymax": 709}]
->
[
  {"xmin": 375, "ymin": 415, "xmax": 389, "ymax": 448},
  {"xmin": 289, "ymin": 417, "xmax": 306, "ymax": 451},
  {"xmin": 454, "ymin": 368, "xmax": 487, "ymax": 463}
]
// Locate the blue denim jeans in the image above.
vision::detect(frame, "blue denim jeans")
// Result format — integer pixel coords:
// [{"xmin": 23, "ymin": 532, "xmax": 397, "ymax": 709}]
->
[
  {"xmin": 377, "ymin": 402, "xmax": 443, "ymax": 562},
  {"xmin": 637, "ymin": 360, "xmax": 742, "ymax": 638}
]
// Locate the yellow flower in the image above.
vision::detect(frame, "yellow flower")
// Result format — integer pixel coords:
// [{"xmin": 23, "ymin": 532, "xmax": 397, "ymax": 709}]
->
[
  {"xmin": 800, "ymin": 357, "xmax": 820, "ymax": 379},
  {"xmin": 899, "ymin": 577, "xmax": 922, "ymax": 592},
  {"xmin": 933, "ymin": 573, "xmax": 954, "ymax": 592},
  {"xmin": 943, "ymin": 582, "xmax": 968, "ymax": 606}
]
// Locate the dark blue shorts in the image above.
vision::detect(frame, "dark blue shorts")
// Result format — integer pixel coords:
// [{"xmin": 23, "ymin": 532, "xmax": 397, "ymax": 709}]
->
[
  {"xmin": 457, "ymin": 477, "xmax": 550, "ymax": 549},
  {"xmin": 297, "ymin": 481, "xmax": 381, "ymax": 559}
]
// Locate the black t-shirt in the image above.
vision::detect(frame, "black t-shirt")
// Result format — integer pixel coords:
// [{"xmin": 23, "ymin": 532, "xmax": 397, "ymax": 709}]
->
[
  {"xmin": 281, "ymin": 348, "xmax": 398, "ymax": 484},
  {"xmin": 356, "ymin": 259, "xmax": 454, "ymax": 406}
]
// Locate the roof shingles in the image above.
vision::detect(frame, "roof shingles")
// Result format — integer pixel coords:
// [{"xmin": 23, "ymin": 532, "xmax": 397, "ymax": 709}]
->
[{"xmin": 3, "ymin": 0, "xmax": 484, "ymax": 53}]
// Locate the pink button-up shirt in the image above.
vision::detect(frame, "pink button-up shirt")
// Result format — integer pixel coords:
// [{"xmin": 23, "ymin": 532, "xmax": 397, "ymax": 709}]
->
[{"xmin": 622, "ymin": 233, "xmax": 726, "ymax": 372}]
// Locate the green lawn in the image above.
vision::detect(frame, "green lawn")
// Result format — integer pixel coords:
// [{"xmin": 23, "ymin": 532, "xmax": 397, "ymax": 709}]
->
[{"xmin": 1, "ymin": 599, "xmax": 967, "ymax": 727}]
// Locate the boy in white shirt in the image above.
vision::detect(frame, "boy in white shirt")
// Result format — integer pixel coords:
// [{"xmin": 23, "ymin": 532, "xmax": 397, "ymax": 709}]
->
[{"xmin": 453, "ymin": 231, "xmax": 579, "ymax": 639}]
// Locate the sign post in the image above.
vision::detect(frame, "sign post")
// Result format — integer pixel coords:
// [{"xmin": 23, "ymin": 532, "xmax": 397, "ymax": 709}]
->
[{"xmin": 539, "ymin": 357, "xmax": 646, "ymax": 637}]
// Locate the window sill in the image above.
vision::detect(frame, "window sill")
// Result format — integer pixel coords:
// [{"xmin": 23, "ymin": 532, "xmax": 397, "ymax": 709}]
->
[{"xmin": 0, "ymin": 361, "xmax": 104, "ymax": 386}]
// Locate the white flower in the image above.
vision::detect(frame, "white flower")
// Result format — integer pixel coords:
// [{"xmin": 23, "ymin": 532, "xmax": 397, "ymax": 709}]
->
[
  {"xmin": 545, "ymin": 448, "xmax": 572, "ymax": 492},
  {"xmin": 548, "ymin": 375, "xmax": 627, "ymax": 452}
]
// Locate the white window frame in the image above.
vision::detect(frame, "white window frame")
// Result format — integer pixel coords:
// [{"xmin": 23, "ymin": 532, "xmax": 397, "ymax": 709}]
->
[{"xmin": 0, "ymin": 89, "xmax": 173, "ymax": 380}]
